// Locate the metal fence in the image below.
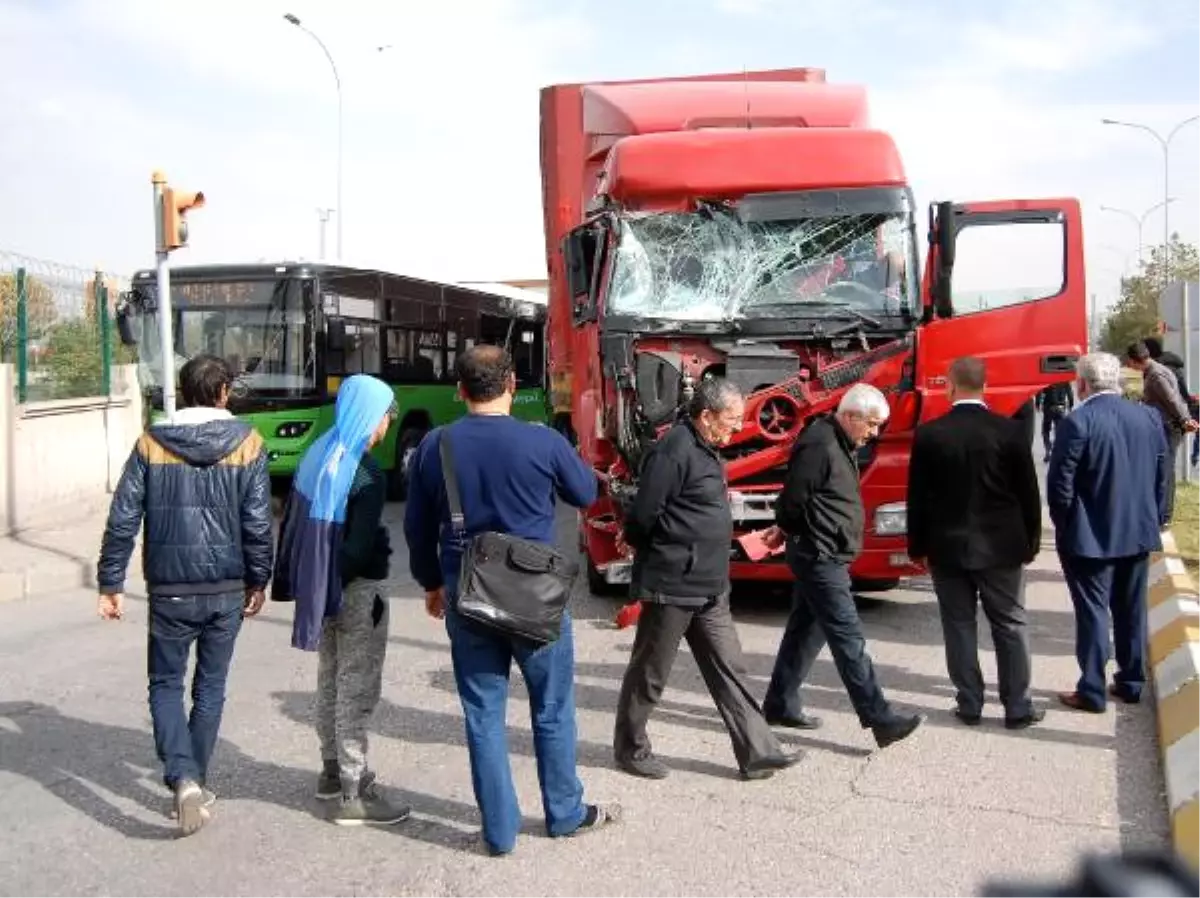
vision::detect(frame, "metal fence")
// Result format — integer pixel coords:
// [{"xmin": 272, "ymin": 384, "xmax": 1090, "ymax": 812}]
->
[{"xmin": 0, "ymin": 250, "xmax": 131, "ymax": 402}]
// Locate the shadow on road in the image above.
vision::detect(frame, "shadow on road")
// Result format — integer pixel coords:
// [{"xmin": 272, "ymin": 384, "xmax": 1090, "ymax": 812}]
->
[
  {"xmin": 272, "ymin": 690, "xmax": 744, "ymax": 781},
  {"xmin": 0, "ymin": 700, "xmax": 488, "ymax": 854}
]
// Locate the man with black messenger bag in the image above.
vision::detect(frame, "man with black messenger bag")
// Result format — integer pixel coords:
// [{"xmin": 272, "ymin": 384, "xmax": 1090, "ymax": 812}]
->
[{"xmin": 404, "ymin": 345, "xmax": 622, "ymax": 858}]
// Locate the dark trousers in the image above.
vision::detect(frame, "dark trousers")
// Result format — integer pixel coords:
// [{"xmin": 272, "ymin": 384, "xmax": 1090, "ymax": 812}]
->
[
  {"xmin": 444, "ymin": 604, "xmax": 587, "ymax": 856},
  {"xmin": 1041, "ymin": 410, "xmax": 1065, "ymax": 455},
  {"xmin": 1165, "ymin": 430, "xmax": 1182, "ymax": 523},
  {"xmin": 929, "ymin": 564, "xmax": 1033, "ymax": 719},
  {"xmin": 763, "ymin": 555, "xmax": 892, "ymax": 728},
  {"xmin": 1059, "ymin": 552, "xmax": 1149, "ymax": 709},
  {"xmin": 147, "ymin": 592, "xmax": 244, "ymax": 787},
  {"xmin": 614, "ymin": 594, "xmax": 782, "ymax": 772}
]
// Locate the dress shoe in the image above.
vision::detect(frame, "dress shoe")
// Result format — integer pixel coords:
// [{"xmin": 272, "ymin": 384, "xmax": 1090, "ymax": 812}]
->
[
  {"xmin": 953, "ymin": 708, "xmax": 982, "ymax": 726},
  {"xmin": 765, "ymin": 712, "xmax": 823, "ymax": 730},
  {"xmin": 1004, "ymin": 707, "xmax": 1046, "ymax": 730},
  {"xmin": 741, "ymin": 749, "xmax": 804, "ymax": 781},
  {"xmin": 872, "ymin": 714, "xmax": 924, "ymax": 749},
  {"xmin": 616, "ymin": 752, "xmax": 669, "ymax": 780},
  {"xmin": 1058, "ymin": 691, "xmax": 1104, "ymax": 713},
  {"xmin": 1107, "ymin": 684, "xmax": 1141, "ymax": 704}
]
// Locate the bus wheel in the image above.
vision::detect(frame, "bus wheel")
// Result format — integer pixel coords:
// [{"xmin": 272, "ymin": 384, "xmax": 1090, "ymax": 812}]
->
[{"xmin": 387, "ymin": 427, "xmax": 427, "ymax": 502}]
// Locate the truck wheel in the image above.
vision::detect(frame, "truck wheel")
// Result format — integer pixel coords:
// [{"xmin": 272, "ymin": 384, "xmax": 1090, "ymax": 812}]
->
[
  {"xmin": 387, "ymin": 427, "xmax": 427, "ymax": 502},
  {"xmin": 850, "ymin": 577, "xmax": 901, "ymax": 593}
]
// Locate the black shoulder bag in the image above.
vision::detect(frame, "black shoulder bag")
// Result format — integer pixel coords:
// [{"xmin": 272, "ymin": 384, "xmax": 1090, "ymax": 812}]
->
[{"xmin": 439, "ymin": 429, "xmax": 580, "ymax": 645}]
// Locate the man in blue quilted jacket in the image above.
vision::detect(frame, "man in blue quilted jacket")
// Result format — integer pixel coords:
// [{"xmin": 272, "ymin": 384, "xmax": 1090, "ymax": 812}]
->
[{"xmin": 96, "ymin": 354, "xmax": 273, "ymax": 836}]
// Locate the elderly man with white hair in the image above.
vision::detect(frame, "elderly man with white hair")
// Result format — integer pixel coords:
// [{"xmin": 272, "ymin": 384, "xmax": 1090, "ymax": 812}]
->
[
  {"xmin": 762, "ymin": 383, "xmax": 924, "ymax": 749},
  {"xmin": 1047, "ymin": 352, "xmax": 1169, "ymax": 713}
]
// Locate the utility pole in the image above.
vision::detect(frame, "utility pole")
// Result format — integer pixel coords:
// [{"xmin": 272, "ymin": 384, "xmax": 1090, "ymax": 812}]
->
[
  {"xmin": 317, "ymin": 207, "xmax": 335, "ymax": 260},
  {"xmin": 1102, "ymin": 115, "xmax": 1199, "ymax": 288},
  {"xmin": 151, "ymin": 171, "xmax": 205, "ymax": 421},
  {"xmin": 1099, "ymin": 199, "xmax": 1174, "ymax": 267},
  {"xmin": 285, "ymin": 14, "xmax": 343, "ymax": 260}
]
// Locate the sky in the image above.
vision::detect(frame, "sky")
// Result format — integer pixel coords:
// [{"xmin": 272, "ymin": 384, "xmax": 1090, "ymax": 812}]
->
[{"xmin": 0, "ymin": 0, "xmax": 1197, "ymax": 319}]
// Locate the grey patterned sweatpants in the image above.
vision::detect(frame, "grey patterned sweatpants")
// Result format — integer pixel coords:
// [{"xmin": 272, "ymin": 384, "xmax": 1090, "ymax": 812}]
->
[{"xmin": 315, "ymin": 580, "xmax": 390, "ymax": 794}]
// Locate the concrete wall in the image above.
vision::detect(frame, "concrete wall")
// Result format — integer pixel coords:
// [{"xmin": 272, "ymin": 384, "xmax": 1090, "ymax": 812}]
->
[
  {"xmin": 1161, "ymin": 280, "xmax": 1198, "ymax": 396},
  {"xmin": 0, "ymin": 364, "xmax": 144, "ymax": 534}
]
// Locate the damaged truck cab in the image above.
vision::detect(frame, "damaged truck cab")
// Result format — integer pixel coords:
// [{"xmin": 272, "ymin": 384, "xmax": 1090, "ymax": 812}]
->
[{"xmin": 540, "ymin": 68, "xmax": 1086, "ymax": 593}]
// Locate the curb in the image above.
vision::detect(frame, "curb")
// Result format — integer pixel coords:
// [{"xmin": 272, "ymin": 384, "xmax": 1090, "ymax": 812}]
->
[{"xmin": 1148, "ymin": 530, "xmax": 1199, "ymax": 870}]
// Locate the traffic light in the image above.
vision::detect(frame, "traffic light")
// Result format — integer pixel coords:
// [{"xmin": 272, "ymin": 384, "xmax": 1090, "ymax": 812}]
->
[{"xmin": 153, "ymin": 171, "xmax": 205, "ymax": 254}]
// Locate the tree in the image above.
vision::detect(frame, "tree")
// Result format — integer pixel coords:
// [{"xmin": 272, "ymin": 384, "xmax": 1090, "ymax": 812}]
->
[
  {"xmin": 1101, "ymin": 235, "xmax": 1200, "ymax": 355},
  {"xmin": 0, "ymin": 272, "xmax": 58, "ymax": 363}
]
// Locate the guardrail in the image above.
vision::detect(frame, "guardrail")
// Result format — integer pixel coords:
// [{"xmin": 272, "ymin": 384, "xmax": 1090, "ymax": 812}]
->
[{"xmin": 1148, "ymin": 530, "xmax": 1199, "ymax": 869}]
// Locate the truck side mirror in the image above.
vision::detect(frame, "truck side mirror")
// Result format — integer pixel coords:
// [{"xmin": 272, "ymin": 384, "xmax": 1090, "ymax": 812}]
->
[
  {"xmin": 563, "ymin": 227, "xmax": 602, "ymax": 324},
  {"xmin": 930, "ymin": 200, "xmax": 957, "ymax": 319}
]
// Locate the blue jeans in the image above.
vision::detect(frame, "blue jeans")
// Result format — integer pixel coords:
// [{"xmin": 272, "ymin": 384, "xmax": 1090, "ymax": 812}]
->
[
  {"xmin": 147, "ymin": 592, "xmax": 244, "ymax": 787},
  {"xmin": 1060, "ymin": 553, "xmax": 1148, "ymax": 708},
  {"xmin": 444, "ymin": 604, "xmax": 587, "ymax": 855}
]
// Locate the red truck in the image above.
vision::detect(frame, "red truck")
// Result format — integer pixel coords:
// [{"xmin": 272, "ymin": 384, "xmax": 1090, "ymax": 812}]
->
[{"xmin": 539, "ymin": 67, "xmax": 1087, "ymax": 595}]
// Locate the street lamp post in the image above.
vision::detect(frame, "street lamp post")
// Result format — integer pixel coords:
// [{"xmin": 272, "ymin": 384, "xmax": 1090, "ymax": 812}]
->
[
  {"xmin": 1099, "ymin": 198, "xmax": 1176, "ymax": 266},
  {"xmin": 285, "ymin": 13, "xmax": 343, "ymax": 261},
  {"xmin": 1101, "ymin": 115, "xmax": 1200, "ymax": 286}
]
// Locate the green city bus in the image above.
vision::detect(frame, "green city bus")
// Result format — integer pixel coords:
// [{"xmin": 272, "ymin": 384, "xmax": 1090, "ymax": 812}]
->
[{"xmin": 117, "ymin": 262, "xmax": 549, "ymax": 498}]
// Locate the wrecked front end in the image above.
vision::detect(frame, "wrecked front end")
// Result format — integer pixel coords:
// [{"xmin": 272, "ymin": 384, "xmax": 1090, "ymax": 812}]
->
[{"xmin": 576, "ymin": 187, "xmax": 924, "ymax": 589}]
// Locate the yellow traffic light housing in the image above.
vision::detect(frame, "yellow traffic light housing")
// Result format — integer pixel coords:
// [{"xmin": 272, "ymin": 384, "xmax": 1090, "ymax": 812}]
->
[{"xmin": 153, "ymin": 171, "xmax": 205, "ymax": 254}]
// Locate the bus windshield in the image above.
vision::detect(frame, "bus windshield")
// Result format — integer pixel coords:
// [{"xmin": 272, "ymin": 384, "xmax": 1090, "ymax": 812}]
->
[{"xmin": 134, "ymin": 277, "xmax": 317, "ymax": 397}]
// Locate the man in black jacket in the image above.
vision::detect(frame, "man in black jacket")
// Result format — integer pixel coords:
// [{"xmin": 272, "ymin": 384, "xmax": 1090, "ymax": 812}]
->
[
  {"xmin": 97, "ymin": 354, "xmax": 273, "ymax": 836},
  {"xmin": 613, "ymin": 377, "xmax": 800, "ymax": 781},
  {"xmin": 908, "ymin": 357, "xmax": 1045, "ymax": 729},
  {"xmin": 1035, "ymin": 381, "xmax": 1074, "ymax": 462},
  {"xmin": 763, "ymin": 383, "xmax": 923, "ymax": 749}
]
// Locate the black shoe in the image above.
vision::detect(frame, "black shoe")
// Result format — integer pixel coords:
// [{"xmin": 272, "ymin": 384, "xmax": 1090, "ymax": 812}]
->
[
  {"xmin": 1005, "ymin": 708, "xmax": 1046, "ymax": 730},
  {"xmin": 872, "ymin": 714, "xmax": 924, "ymax": 749},
  {"xmin": 765, "ymin": 712, "xmax": 823, "ymax": 730},
  {"xmin": 615, "ymin": 753, "xmax": 669, "ymax": 780},
  {"xmin": 1108, "ymin": 684, "xmax": 1141, "ymax": 705},
  {"xmin": 953, "ymin": 708, "xmax": 982, "ymax": 727},
  {"xmin": 741, "ymin": 749, "xmax": 804, "ymax": 781},
  {"xmin": 569, "ymin": 802, "xmax": 623, "ymax": 837}
]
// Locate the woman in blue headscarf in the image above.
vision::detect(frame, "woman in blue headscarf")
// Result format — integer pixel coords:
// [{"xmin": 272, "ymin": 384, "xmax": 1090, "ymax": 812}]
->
[{"xmin": 273, "ymin": 373, "xmax": 411, "ymax": 826}]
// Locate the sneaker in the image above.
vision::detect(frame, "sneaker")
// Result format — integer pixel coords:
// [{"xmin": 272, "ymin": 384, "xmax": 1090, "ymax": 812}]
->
[
  {"xmin": 174, "ymin": 779, "xmax": 211, "ymax": 836},
  {"xmin": 330, "ymin": 790, "xmax": 411, "ymax": 827},
  {"xmin": 568, "ymin": 802, "xmax": 623, "ymax": 837},
  {"xmin": 168, "ymin": 786, "xmax": 215, "ymax": 820},
  {"xmin": 316, "ymin": 766, "xmax": 376, "ymax": 800}
]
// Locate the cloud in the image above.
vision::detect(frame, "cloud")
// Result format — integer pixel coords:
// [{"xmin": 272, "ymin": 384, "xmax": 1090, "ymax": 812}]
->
[
  {"xmin": 0, "ymin": 0, "xmax": 593, "ymax": 280},
  {"xmin": 0, "ymin": 0, "xmax": 1195, "ymax": 327}
]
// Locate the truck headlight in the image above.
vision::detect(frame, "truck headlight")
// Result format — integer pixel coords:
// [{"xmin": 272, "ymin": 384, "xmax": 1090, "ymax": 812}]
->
[{"xmin": 873, "ymin": 502, "xmax": 907, "ymax": 536}]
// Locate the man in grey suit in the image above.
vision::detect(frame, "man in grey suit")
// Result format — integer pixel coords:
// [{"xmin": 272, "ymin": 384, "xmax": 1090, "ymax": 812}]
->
[{"xmin": 907, "ymin": 357, "xmax": 1045, "ymax": 729}]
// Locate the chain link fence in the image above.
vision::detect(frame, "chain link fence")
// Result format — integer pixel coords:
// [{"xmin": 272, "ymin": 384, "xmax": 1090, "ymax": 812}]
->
[{"xmin": 0, "ymin": 250, "xmax": 132, "ymax": 402}]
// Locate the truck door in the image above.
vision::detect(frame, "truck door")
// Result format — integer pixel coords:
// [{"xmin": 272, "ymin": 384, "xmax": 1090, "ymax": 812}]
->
[{"xmin": 916, "ymin": 198, "xmax": 1087, "ymax": 423}]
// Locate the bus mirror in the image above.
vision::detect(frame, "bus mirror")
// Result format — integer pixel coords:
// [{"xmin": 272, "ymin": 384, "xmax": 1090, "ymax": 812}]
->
[
  {"xmin": 328, "ymin": 318, "xmax": 346, "ymax": 351},
  {"xmin": 115, "ymin": 308, "xmax": 138, "ymax": 347}
]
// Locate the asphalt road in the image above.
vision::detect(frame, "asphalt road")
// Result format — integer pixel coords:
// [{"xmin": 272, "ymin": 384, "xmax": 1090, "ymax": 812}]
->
[{"xmin": 0, "ymin": 493, "xmax": 1170, "ymax": 896}]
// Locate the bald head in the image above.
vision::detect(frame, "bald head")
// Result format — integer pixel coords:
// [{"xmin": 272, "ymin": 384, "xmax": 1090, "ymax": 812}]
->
[{"xmin": 948, "ymin": 357, "xmax": 986, "ymax": 398}]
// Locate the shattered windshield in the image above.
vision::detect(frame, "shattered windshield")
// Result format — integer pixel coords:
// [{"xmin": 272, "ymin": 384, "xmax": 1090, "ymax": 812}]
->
[
  {"xmin": 607, "ymin": 200, "xmax": 916, "ymax": 323},
  {"xmin": 134, "ymin": 279, "xmax": 316, "ymax": 396}
]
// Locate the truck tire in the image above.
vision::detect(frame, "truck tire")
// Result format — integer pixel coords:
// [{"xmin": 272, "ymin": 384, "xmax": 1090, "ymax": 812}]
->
[{"xmin": 387, "ymin": 427, "xmax": 427, "ymax": 502}]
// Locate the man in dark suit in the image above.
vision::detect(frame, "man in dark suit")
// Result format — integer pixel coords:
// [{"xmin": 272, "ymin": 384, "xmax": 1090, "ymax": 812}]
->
[
  {"xmin": 907, "ymin": 357, "xmax": 1045, "ymax": 729},
  {"xmin": 1047, "ymin": 352, "xmax": 1170, "ymax": 712}
]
